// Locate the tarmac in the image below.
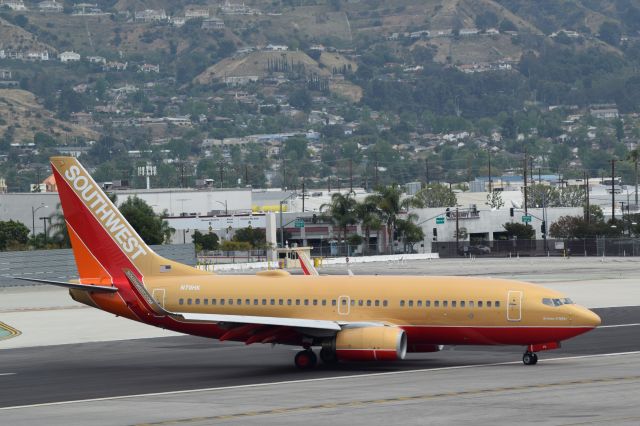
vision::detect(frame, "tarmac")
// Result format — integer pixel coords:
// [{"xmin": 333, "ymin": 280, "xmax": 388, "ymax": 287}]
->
[{"xmin": 1, "ymin": 257, "xmax": 639, "ymax": 424}]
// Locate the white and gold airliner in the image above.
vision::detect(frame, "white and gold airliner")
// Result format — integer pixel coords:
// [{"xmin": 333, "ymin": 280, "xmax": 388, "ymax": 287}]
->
[{"xmin": 21, "ymin": 157, "xmax": 601, "ymax": 368}]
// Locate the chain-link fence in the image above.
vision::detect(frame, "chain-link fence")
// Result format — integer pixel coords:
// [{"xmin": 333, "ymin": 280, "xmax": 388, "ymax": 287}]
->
[{"xmin": 433, "ymin": 238, "xmax": 640, "ymax": 258}]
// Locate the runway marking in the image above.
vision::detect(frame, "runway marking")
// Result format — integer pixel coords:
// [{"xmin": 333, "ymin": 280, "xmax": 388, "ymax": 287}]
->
[
  {"xmin": 599, "ymin": 323, "xmax": 640, "ymax": 328},
  {"xmin": 135, "ymin": 375, "xmax": 640, "ymax": 425},
  {"xmin": 1, "ymin": 351, "xmax": 640, "ymax": 411}
]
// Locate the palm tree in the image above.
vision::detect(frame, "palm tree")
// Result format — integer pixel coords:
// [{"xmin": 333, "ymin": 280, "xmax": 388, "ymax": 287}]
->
[
  {"xmin": 396, "ymin": 212, "xmax": 424, "ymax": 253},
  {"xmin": 369, "ymin": 184, "xmax": 419, "ymax": 254},
  {"xmin": 627, "ymin": 148, "xmax": 640, "ymax": 207},
  {"xmin": 354, "ymin": 196, "xmax": 382, "ymax": 255},
  {"xmin": 49, "ymin": 204, "xmax": 70, "ymax": 248},
  {"xmin": 320, "ymin": 192, "xmax": 357, "ymax": 254}
]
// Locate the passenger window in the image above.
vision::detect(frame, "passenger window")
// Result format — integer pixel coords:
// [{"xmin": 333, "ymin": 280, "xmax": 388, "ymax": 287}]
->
[
  {"xmin": 287, "ymin": 299, "xmax": 292, "ymax": 306},
  {"xmin": 228, "ymin": 299, "xmax": 233, "ymax": 305},
  {"xmin": 451, "ymin": 301, "xmax": 456, "ymax": 308},
  {"xmin": 246, "ymin": 299, "xmax": 251, "ymax": 305},
  {"xmin": 478, "ymin": 301, "xmax": 483, "ymax": 307},
  {"xmin": 220, "ymin": 299, "xmax": 225, "ymax": 305},
  {"xmin": 487, "ymin": 301, "xmax": 492, "ymax": 308},
  {"xmin": 313, "ymin": 299, "xmax": 318, "ymax": 306},
  {"xmin": 408, "ymin": 300, "xmax": 414, "ymax": 307},
  {"xmin": 322, "ymin": 300, "xmax": 327, "ymax": 306},
  {"xmin": 434, "ymin": 301, "xmax": 440, "ymax": 307},
  {"xmin": 295, "ymin": 299, "xmax": 300, "ymax": 306},
  {"xmin": 179, "ymin": 298, "xmax": 184, "ymax": 305},
  {"xmin": 460, "ymin": 301, "xmax": 465, "ymax": 308},
  {"xmin": 188, "ymin": 298, "xmax": 192, "ymax": 305},
  {"xmin": 417, "ymin": 300, "xmax": 422, "ymax": 307},
  {"xmin": 425, "ymin": 300, "xmax": 431, "ymax": 307},
  {"xmin": 262, "ymin": 299, "xmax": 267, "ymax": 305},
  {"xmin": 351, "ymin": 300, "xmax": 355, "ymax": 306},
  {"xmin": 443, "ymin": 301, "xmax": 448, "ymax": 307},
  {"xmin": 279, "ymin": 299, "xmax": 283, "ymax": 305},
  {"xmin": 375, "ymin": 300, "xmax": 380, "ymax": 307},
  {"xmin": 400, "ymin": 300, "xmax": 405, "ymax": 307},
  {"xmin": 468, "ymin": 301, "xmax": 473, "ymax": 308},
  {"xmin": 304, "ymin": 299, "xmax": 309, "ymax": 306},
  {"xmin": 212, "ymin": 299, "xmax": 217, "ymax": 305},
  {"xmin": 237, "ymin": 299, "xmax": 242, "ymax": 305},
  {"xmin": 495, "ymin": 301, "xmax": 500, "ymax": 308},
  {"xmin": 342, "ymin": 299, "xmax": 347, "ymax": 306},
  {"xmin": 358, "ymin": 300, "xmax": 364, "ymax": 306},
  {"xmin": 383, "ymin": 300, "xmax": 388, "ymax": 307},
  {"xmin": 204, "ymin": 299, "xmax": 208, "ymax": 305},
  {"xmin": 332, "ymin": 300, "xmax": 336, "ymax": 306},
  {"xmin": 195, "ymin": 299, "xmax": 200, "ymax": 305},
  {"xmin": 367, "ymin": 300, "xmax": 372, "ymax": 307}
]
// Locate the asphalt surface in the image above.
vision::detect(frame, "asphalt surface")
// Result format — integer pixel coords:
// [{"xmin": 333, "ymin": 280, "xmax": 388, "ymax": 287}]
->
[{"xmin": 1, "ymin": 306, "xmax": 639, "ymax": 409}]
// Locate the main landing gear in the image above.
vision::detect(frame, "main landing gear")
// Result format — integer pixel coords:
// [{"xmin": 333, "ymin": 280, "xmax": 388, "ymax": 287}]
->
[
  {"xmin": 294, "ymin": 350, "xmax": 317, "ymax": 369},
  {"xmin": 522, "ymin": 351, "xmax": 538, "ymax": 365}
]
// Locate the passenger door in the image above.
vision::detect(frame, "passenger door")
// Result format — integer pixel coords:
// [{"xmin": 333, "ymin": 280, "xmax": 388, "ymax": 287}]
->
[
  {"xmin": 507, "ymin": 290, "xmax": 522, "ymax": 322},
  {"xmin": 338, "ymin": 295, "xmax": 350, "ymax": 316}
]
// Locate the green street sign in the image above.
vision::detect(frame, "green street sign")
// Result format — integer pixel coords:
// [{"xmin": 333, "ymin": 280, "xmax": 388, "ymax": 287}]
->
[
  {"xmin": 436, "ymin": 217, "xmax": 445, "ymax": 225},
  {"xmin": 522, "ymin": 215, "xmax": 532, "ymax": 223},
  {"xmin": 295, "ymin": 218, "xmax": 305, "ymax": 228}
]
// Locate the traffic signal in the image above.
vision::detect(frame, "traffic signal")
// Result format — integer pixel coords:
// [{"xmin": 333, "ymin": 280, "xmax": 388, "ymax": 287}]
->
[
  {"xmin": 541, "ymin": 221, "xmax": 546, "ymax": 235},
  {"xmin": 445, "ymin": 208, "xmax": 451, "ymax": 218},
  {"xmin": 510, "ymin": 207, "xmax": 514, "ymax": 217}
]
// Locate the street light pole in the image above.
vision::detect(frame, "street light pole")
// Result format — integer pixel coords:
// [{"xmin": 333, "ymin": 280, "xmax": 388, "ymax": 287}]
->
[
  {"xmin": 40, "ymin": 216, "xmax": 50, "ymax": 246},
  {"xmin": 31, "ymin": 204, "xmax": 47, "ymax": 240}
]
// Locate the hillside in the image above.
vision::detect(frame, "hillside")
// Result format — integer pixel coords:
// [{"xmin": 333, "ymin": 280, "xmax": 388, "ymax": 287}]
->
[
  {"xmin": 0, "ymin": 89, "xmax": 98, "ymax": 144},
  {"xmin": 0, "ymin": 17, "xmax": 57, "ymax": 52}
]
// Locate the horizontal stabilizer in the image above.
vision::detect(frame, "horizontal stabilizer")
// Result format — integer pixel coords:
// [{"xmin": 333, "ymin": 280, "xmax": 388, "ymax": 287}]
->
[
  {"xmin": 12, "ymin": 277, "xmax": 118, "ymax": 293},
  {"xmin": 180, "ymin": 312, "xmax": 341, "ymax": 331}
]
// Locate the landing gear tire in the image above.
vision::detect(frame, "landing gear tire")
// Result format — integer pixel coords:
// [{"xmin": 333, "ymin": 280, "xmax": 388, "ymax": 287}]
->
[
  {"xmin": 319, "ymin": 347, "xmax": 338, "ymax": 365},
  {"xmin": 295, "ymin": 350, "xmax": 317, "ymax": 369},
  {"xmin": 523, "ymin": 352, "xmax": 538, "ymax": 365}
]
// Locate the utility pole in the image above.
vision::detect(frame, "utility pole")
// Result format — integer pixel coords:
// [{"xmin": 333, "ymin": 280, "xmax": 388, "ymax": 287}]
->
[
  {"xmin": 487, "ymin": 150, "xmax": 492, "ymax": 192},
  {"xmin": 425, "ymin": 158, "xmax": 429, "ymax": 185},
  {"xmin": 302, "ymin": 178, "xmax": 305, "ymax": 212},
  {"xmin": 374, "ymin": 152, "xmax": 379, "ymax": 188},
  {"xmin": 584, "ymin": 170, "xmax": 590, "ymax": 223},
  {"xmin": 349, "ymin": 158, "xmax": 353, "ymax": 193},
  {"xmin": 328, "ymin": 176, "xmax": 331, "ymax": 193},
  {"xmin": 538, "ymin": 167, "xmax": 541, "ymax": 184},
  {"xmin": 219, "ymin": 163, "xmax": 223, "ymax": 189},
  {"xmin": 455, "ymin": 207, "xmax": 459, "ymax": 253},
  {"xmin": 523, "ymin": 151, "xmax": 528, "ymax": 215},
  {"xmin": 282, "ymin": 158, "xmax": 286, "ymax": 190},
  {"xmin": 611, "ymin": 159, "xmax": 617, "ymax": 221}
]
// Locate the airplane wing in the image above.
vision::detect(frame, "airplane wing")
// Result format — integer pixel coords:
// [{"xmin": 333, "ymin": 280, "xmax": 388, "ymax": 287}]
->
[{"xmin": 11, "ymin": 277, "xmax": 118, "ymax": 293}]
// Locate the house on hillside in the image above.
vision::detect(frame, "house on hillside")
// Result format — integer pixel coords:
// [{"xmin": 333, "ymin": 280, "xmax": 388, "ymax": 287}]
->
[
  {"xmin": 202, "ymin": 17, "xmax": 225, "ymax": 30},
  {"xmin": 59, "ymin": 51, "xmax": 81, "ymax": 62},
  {"xmin": 38, "ymin": 0, "xmax": 62, "ymax": 12},
  {"xmin": 72, "ymin": 3, "xmax": 103, "ymax": 15},
  {"xmin": 138, "ymin": 63, "xmax": 160, "ymax": 73},
  {"xmin": 1, "ymin": 1, "xmax": 27, "ymax": 11},
  {"xmin": 266, "ymin": 44, "xmax": 288, "ymax": 51},
  {"xmin": 86, "ymin": 55, "xmax": 106, "ymax": 64},
  {"xmin": 185, "ymin": 7, "xmax": 209, "ymax": 19},
  {"xmin": 26, "ymin": 51, "xmax": 50, "ymax": 61},
  {"xmin": 134, "ymin": 9, "xmax": 168, "ymax": 22},
  {"xmin": 590, "ymin": 108, "xmax": 619, "ymax": 120}
]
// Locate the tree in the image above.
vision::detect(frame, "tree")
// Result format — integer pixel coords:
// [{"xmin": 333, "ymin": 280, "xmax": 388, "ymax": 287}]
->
[
  {"xmin": 289, "ymin": 88, "xmax": 312, "ymax": 112},
  {"xmin": 368, "ymin": 184, "xmax": 415, "ymax": 253},
  {"xmin": 192, "ymin": 230, "xmax": 219, "ymax": 251},
  {"xmin": 49, "ymin": 204, "xmax": 70, "ymax": 248},
  {"xmin": 396, "ymin": 213, "xmax": 424, "ymax": 253},
  {"xmin": 320, "ymin": 192, "xmax": 357, "ymax": 248},
  {"xmin": 486, "ymin": 191, "xmax": 504, "ymax": 209},
  {"xmin": 0, "ymin": 220, "xmax": 30, "ymax": 250},
  {"xmin": 503, "ymin": 223, "xmax": 535, "ymax": 239},
  {"xmin": 599, "ymin": 21, "xmax": 621, "ymax": 46},
  {"xmin": 233, "ymin": 226, "xmax": 267, "ymax": 249},
  {"xmin": 627, "ymin": 148, "xmax": 639, "ymax": 207},
  {"xmin": 354, "ymin": 196, "xmax": 382, "ymax": 255},
  {"xmin": 119, "ymin": 196, "xmax": 173, "ymax": 244},
  {"xmin": 413, "ymin": 184, "xmax": 457, "ymax": 208}
]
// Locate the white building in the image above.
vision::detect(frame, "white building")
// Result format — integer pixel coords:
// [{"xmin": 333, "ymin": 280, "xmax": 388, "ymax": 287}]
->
[
  {"xmin": 266, "ymin": 44, "xmax": 288, "ymax": 51},
  {"xmin": 134, "ymin": 9, "xmax": 167, "ymax": 22},
  {"xmin": 38, "ymin": 0, "xmax": 62, "ymax": 12},
  {"xmin": 202, "ymin": 17, "xmax": 225, "ymax": 30},
  {"xmin": 1, "ymin": 1, "xmax": 27, "ymax": 11},
  {"xmin": 185, "ymin": 8, "xmax": 209, "ymax": 19},
  {"xmin": 59, "ymin": 51, "xmax": 81, "ymax": 62}
]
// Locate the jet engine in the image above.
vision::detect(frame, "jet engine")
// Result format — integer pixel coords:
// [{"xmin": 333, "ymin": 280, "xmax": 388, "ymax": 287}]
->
[{"xmin": 326, "ymin": 326, "xmax": 407, "ymax": 361}]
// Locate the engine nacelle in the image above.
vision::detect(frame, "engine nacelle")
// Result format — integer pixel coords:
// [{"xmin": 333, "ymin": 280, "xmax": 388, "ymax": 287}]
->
[
  {"xmin": 407, "ymin": 343, "xmax": 443, "ymax": 353},
  {"xmin": 329, "ymin": 326, "xmax": 407, "ymax": 361}
]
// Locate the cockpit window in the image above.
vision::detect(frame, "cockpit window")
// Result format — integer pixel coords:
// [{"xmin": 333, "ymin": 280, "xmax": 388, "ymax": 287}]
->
[{"xmin": 543, "ymin": 297, "xmax": 573, "ymax": 307}]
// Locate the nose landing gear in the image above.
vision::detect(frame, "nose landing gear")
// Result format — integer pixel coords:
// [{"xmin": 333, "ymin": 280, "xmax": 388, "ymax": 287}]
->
[{"xmin": 522, "ymin": 351, "xmax": 538, "ymax": 365}]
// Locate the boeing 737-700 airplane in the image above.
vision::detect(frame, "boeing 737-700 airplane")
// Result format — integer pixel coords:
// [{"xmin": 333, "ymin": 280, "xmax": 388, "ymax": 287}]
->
[{"xmin": 19, "ymin": 157, "xmax": 601, "ymax": 368}]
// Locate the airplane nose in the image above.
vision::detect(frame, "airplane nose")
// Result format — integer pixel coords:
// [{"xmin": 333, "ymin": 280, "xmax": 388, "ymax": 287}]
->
[{"xmin": 577, "ymin": 308, "xmax": 601, "ymax": 328}]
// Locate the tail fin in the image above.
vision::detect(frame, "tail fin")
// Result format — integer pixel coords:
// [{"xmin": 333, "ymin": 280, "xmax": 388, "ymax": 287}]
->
[{"xmin": 50, "ymin": 156, "xmax": 208, "ymax": 283}]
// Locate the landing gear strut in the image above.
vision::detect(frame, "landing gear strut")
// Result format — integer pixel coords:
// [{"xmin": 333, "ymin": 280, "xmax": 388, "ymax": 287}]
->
[
  {"xmin": 319, "ymin": 347, "xmax": 338, "ymax": 364},
  {"xmin": 294, "ymin": 350, "xmax": 317, "ymax": 369},
  {"xmin": 522, "ymin": 351, "xmax": 538, "ymax": 365}
]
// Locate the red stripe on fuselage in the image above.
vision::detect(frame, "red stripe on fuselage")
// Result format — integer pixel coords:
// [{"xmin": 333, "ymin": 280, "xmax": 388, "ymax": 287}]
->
[{"xmin": 402, "ymin": 325, "xmax": 595, "ymax": 346}]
